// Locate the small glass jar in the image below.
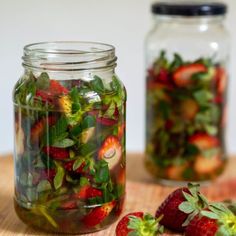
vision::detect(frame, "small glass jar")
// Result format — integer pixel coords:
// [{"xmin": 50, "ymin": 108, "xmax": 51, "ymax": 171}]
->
[
  {"xmin": 145, "ymin": 2, "xmax": 230, "ymax": 184},
  {"xmin": 13, "ymin": 41, "xmax": 126, "ymax": 234}
]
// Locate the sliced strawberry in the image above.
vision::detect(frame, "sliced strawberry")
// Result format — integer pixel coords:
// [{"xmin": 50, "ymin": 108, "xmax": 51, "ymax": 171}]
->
[
  {"xmin": 74, "ymin": 185, "xmax": 102, "ymax": 199},
  {"xmin": 194, "ymin": 154, "xmax": 222, "ymax": 175},
  {"xmin": 180, "ymin": 99, "xmax": 199, "ymax": 120},
  {"xmin": 82, "ymin": 200, "xmax": 116, "ymax": 227},
  {"xmin": 98, "ymin": 136, "xmax": 122, "ymax": 169},
  {"xmin": 60, "ymin": 200, "xmax": 77, "ymax": 210},
  {"xmin": 173, "ymin": 64, "xmax": 207, "ymax": 87},
  {"xmin": 43, "ymin": 146, "xmax": 69, "ymax": 160},
  {"xmin": 97, "ymin": 117, "xmax": 118, "ymax": 126},
  {"xmin": 166, "ymin": 164, "xmax": 188, "ymax": 181},
  {"xmin": 36, "ymin": 80, "xmax": 69, "ymax": 102},
  {"xmin": 147, "ymin": 81, "xmax": 173, "ymax": 91},
  {"xmin": 118, "ymin": 123, "xmax": 125, "ymax": 140},
  {"xmin": 31, "ymin": 116, "xmax": 57, "ymax": 144},
  {"xmin": 189, "ymin": 133, "xmax": 219, "ymax": 150},
  {"xmin": 216, "ymin": 67, "xmax": 227, "ymax": 94}
]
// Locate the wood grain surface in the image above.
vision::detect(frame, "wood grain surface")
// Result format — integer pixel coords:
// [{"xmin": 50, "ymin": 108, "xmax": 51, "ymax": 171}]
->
[{"xmin": 1, "ymin": 154, "xmax": 236, "ymax": 236}]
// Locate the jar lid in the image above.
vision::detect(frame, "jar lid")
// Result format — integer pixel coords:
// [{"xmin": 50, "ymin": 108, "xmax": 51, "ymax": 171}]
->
[{"xmin": 152, "ymin": 1, "xmax": 227, "ymax": 16}]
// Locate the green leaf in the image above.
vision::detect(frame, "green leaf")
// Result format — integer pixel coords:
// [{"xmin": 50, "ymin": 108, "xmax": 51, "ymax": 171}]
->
[
  {"xmin": 103, "ymin": 102, "xmax": 116, "ymax": 118},
  {"xmin": 202, "ymin": 148, "xmax": 220, "ymax": 158},
  {"xmin": 205, "ymin": 125, "xmax": 218, "ymax": 136},
  {"xmin": 201, "ymin": 210, "xmax": 219, "ymax": 219},
  {"xmin": 193, "ymin": 90, "xmax": 214, "ymax": 105},
  {"xmin": 70, "ymin": 124, "xmax": 82, "ymax": 137},
  {"xmin": 91, "ymin": 75, "xmax": 105, "ymax": 93},
  {"xmin": 179, "ymin": 201, "xmax": 195, "ymax": 214},
  {"xmin": 79, "ymin": 177, "xmax": 89, "ymax": 186},
  {"xmin": 54, "ymin": 165, "xmax": 65, "ymax": 190},
  {"xmin": 82, "ymin": 115, "xmax": 96, "ymax": 129},
  {"xmin": 52, "ymin": 138, "xmax": 75, "ymax": 148},
  {"xmin": 26, "ymin": 187, "xmax": 38, "ymax": 201},
  {"xmin": 95, "ymin": 160, "xmax": 110, "ymax": 184},
  {"xmin": 73, "ymin": 157, "xmax": 85, "ymax": 171},
  {"xmin": 37, "ymin": 180, "xmax": 52, "ymax": 192},
  {"xmin": 36, "ymin": 72, "xmax": 50, "ymax": 90}
]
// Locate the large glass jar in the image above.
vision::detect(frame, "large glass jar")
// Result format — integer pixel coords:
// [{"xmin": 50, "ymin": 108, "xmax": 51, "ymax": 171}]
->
[
  {"xmin": 145, "ymin": 2, "xmax": 230, "ymax": 184},
  {"xmin": 13, "ymin": 42, "xmax": 126, "ymax": 234}
]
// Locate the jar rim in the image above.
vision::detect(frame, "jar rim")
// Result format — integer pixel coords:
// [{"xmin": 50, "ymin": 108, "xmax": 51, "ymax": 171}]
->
[
  {"xmin": 22, "ymin": 41, "xmax": 117, "ymax": 72},
  {"xmin": 24, "ymin": 41, "xmax": 115, "ymax": 55}
]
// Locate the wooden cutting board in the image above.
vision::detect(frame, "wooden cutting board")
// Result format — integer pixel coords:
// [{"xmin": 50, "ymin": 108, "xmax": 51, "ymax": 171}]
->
[{"xmin": 1, "ymin": 154, "xmax": 236, "ymax": 236}]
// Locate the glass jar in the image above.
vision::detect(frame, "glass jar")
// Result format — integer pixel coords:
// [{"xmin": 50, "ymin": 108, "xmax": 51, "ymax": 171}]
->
[
  {"xmin": 13, "ymin": 41, "xmax": 126, "ymax": 234},
  {"xmin": 145, "ymin": 2, "xmax": 230, "ymax": 184}
]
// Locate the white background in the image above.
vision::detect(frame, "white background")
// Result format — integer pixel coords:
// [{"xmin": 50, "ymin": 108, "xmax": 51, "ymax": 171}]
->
[{"xmin": 0, "ymin": 0, "xmax": 235, "ymax": 155}]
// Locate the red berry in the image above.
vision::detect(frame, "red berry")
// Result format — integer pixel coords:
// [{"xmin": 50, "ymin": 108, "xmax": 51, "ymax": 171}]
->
[
  {"xmin": 98, "ymin": 136, "xmax": 122, "ymax": 169},
  {"xmin": 173, "ymin": 64, "xmax": 207, "ymax": 87},
  {"xmin": 185, "ymin": 215, "xmax": 218, "ymax": 236},
  {"xmin": 82, "ymin": 201, "xmax": 116, "ymax": 227},
  {"xmin": 74, "ymin": 185, "xmax": 102, "ymax": 199},
  {"xmin": 116, "ymin": 212, "xmax": 144, "ymax": 236},
  {"xmin": 43, "ymin": 146, "xmax": 69, "ymax": 160},
  {"xmin": 156, "ymin": 187, "xmax": 189, "ymax": 232}
]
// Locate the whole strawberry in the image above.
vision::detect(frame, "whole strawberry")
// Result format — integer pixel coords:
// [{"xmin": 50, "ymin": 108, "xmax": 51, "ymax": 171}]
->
[
  {"xmin": 116, "ymin": 212, "xmax": 164, "ymax": 236},
  {"xmin": 185, "ymin": 203, "xmax": 236, "ymax": 236},
  {"xmin": 155, "ymin": 183, "xmax": 208, "ymax": 232}
]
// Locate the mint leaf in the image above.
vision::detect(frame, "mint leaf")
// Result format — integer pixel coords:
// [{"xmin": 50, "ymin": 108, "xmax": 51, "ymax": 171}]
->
[
  {"xmin": 82, "ymin": 115, "xmax": 96, "ymax": 129},
  {"xmin": 73, "ymin": 158, "xmax": 85, "ymax": 171},
  {"xmin": 80, "ymin": 177, "xmax": 89, "ymax": 186},
  {"xmin": 91, "ymin": 75, "xmax": 105, "ymax": 93},
  {"xmin": 36, "ymin": 72, "xmax": 50, "ymax": 90},
  {"xmin": 193, "ymin": 90, "xmax": 214, "ymax": 105},
  {"xmin": 95, "ymin": 160, "xmax": 110, "ymax": 183},
  {"xmin": 52, "ymin": 138, "xmax": 75, "ymax": 148},
  {"xmin": 54, "ymin": 165, "xmax": 65, "ymax": 190},
  {"xmin": 37, "ymin": 180, "xmax": 52, "ymax": 192}
]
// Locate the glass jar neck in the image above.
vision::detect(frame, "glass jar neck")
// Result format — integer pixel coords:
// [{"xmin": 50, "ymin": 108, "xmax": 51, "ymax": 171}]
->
[
  {"xmin": 22, "ymin": 42, "xmax": 117, "ymax": 78},
  {"xmin": 153, "ymin": 14, "xmax": 225, "ymax": 26}
]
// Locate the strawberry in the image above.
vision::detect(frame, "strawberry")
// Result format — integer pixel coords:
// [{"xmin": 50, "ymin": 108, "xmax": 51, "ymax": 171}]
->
[
  {"xmin": 97, "ymin": 117, "xmax": 118, "ymax": 126},
  {"xmin": 82, "ymin": 200, "xmax": 116, "ymax": 227},
  {"xmin": 31, "ymin": 116, "xmax": 56, "ymax": 144},
  {"xmin": 43, "ymin": 146, "xmax": 69, "ymax": 160},
  {"xmin": 116, "ymin": 212, "xmax": 164, "ymax": 236},
  {"xmin": 156, "ymin": 183, "xmax": 208, "ymax": 232},
  {"xmin": 216, "ymin": 67, "xmax": 227, "ymax": 94},
  {"xmin": 60, "ymin": 200, "xmax": 77, "ymax": 210},
  {"xmin": 180, "ymin": 99, "xmax": 199, "ymax": 120},
  {"xmin": 185, "ymin": 203, "xmax": 236, "ymax": 236},
  {"xmin": 194, "ymin": 154, "xmax": 222, "ymax": 175},
  {"xmin": 165, "ymin": 164, "xmax": 188, "ymax": 180},
  {"xmin": 189, "ymin": 133, "xmax": 219, "ymax": 150},
  {"xmin": 74, "ymin": 185, "xmax": 102, "ymax": 199},
  {"xmin": 98, "ymin": 136, "xmax": 122, "ymax": 169},
  {"xmin": 173, "ymin": 64, "xmax": 207, "ymax": 87},
  {"xmin": 36, "ymin": 80, "xmax": 68, "ymax": 102},
  {"xmin": 118, "ymin": 123, "xmax": 125, "ymax": 140}
]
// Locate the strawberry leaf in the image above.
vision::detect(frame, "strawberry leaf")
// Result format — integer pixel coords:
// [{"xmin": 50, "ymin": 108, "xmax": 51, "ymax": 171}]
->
[
  {"xmin": 36, "ymin": 72, "xmax": 50, "ymax": 90},
  {"xmin": 73, "ymin": 158, "xmax": 85, "ymax": 171},
  {"xmin": 179, "ymin": 202, "xmax": 195, "ymax": 214},
  {"xmin": 201, "ymin": 210, "xmax": 219, "ymax": 219},
  {"xmin": 52, "ymin": 138, "xmax": 75, "ymax": 148},
  {"xmin": 54, "ymin": 165, "xmax": 65, "ymax": 190},
  {"xmin": 37, "ymin": 180, "xmax": 52, "ymax": 192}
]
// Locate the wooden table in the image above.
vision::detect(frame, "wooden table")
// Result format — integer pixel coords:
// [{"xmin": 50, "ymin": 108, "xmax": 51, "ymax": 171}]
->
[{"xmin": 1, "ymin": 154, "xmax": 236, "ymax": 236}]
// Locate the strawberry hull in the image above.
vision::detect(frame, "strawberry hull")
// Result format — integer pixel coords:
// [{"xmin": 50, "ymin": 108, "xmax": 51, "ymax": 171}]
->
[{"xmin": 145, "ymin": 52, "xmax": 227, "ymax": 183}]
